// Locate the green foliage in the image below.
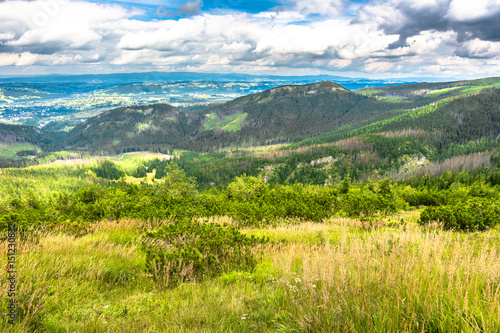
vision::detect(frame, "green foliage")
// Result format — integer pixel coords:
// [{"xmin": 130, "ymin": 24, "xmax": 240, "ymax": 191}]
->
[
  {"xmin": 159, "ymin": 164, "xmax": 197, "ymax": 198},
  {"xmin": 142, "ymin": 220, "xmax": 268, "ymax": 286},
  {"xmin": 419, "ymin": 199, "xmax": 500, "ymax": 230},
  {"xmin": 227, "ymin": 175, "xmax": 266, "ymax": 201},
  {"xmin": 340, "ymin": 164, "xmax": 351, "ymax": 194},
  {"xmin": 203, "ymin": 112, "xmax": 248, "ymax": 132},
  {"xmin": 132, "ymin": 165, "xmax": 147, "ymax": 178},
  {"xmin": 91, "ymin": 160, "xmax": 124, "ymax": 180},
  {"xmin": 336, "ymin": 180, "xmax": 403, "ymax": 218}
]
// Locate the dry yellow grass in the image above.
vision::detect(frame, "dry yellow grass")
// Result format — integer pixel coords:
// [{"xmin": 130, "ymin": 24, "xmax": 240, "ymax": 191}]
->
[{"xmin": 256, "ymin": 222, "xmax": 500, "ymax": 331}]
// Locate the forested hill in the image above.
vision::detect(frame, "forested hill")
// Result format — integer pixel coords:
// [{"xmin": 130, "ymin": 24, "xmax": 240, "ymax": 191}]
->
[
  {"xmin": 196, "ymin": 81, "xmax": 398, "ymax": 145},
  {"xmin": 357, "ymin": 76, "xmax": 500, "ymax": 106},
  {"xmin": 57, "ymin": 81, "xmax": 403, "ymax": 153},
  {"xmin": 0, "ymin": 123, "xmax": 60, "ymax": 149},
  {"xmin": 61, "ymin": 103, "xmax": 202, "ymax": 153},
  {"xmin": 302, "ymin": 87, "xmax": 500, "ymax": 150},
  {"xmin": 1, "ymin": 77, "xmax": 500, "ymax": 156}
]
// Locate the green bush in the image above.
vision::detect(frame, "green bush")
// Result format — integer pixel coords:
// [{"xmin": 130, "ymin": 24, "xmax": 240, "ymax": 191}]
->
[
  {"xmin": 336, "ymin": 180, "xmax": 402, "ymax": 217},
  {"xmin": 419, "ymin": 199, "xmax": 500, "ymax": 230},
  {"xmin": 227, "ymin": 175, "xmax": 267, "ymax": 201},
  {"xmin": 141, "ymin": 220, "xmax": 268, "ymax": 287},
  {"xmin": 405, "ymin": 189, "xmax": 447, "ymax": 207},
  {"xmin": 91, "ymin": 160, "xmax": 124, "ymax": 180},
  {"xmin": 133, "ymin": 165, "xmax": 147, "ymax": 178}
]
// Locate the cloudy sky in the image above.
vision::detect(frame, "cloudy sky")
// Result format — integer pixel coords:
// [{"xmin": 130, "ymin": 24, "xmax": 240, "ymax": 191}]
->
[{"xmin": 0, "ymin": 0, "xmax": 499, "ymax": 78}]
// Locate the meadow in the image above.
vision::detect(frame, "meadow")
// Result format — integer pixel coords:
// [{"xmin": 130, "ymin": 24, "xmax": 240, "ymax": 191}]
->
[
  {"xmin": 1, "ymin": 213, "xmax": 500, "ymax": 332},
  {"xmin": 1, "ymin": 153, "xmax": 500, "ymax": 332}
]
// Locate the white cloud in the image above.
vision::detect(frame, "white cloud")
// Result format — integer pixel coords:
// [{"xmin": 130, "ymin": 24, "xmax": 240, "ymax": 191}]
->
[
  {"xmin": 0, "ymin": 52, "xmax": 50, "ymax": 66},
  {"xmin": 385, "ymin": 30, "xmax": 457, "ymax": 56},
  {"xmin": 0, "ymin": 33, "xmax": 15, "ymax": 41},
  {"xmin": 447, "ymin": 0, "xmax": 500, "ymax": 21},
  {"xmin": 364, "ymin": 60, "xmax": 394, "ymax": 73},
  {"xmin": 0, "ymin": 0, "xmax": 499, "ymax": 77},
  {"xmin": 457, "ymin": 38, "xmax": 500, "ymax": 57},
  {"xmin": 1, "ymin": 0, "xmax": 140, "ymax": 51},
  {"xmin": 290, "ymin": 0, "xmax": 347, "ymax": 16}
]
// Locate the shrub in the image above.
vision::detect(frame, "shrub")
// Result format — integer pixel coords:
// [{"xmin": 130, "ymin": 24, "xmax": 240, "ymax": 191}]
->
[
  {"xmin": 141, "ymin": 220, "xmax": 268, "ymax": 287},
  {"xmin": 419, "ymin": 199, "xmax": 500, "ymax": 230},
  {"xmin": 91, "ymin": 160, "xmax": 124, "ymax": 180},
  {"xmin": 227, "ymin": 175, "xmax": 267, "ymax": 202},
  {"xmin": 133, "ymin": 165, "xmax": 147, "ymax": 178},
  {"xmin": 405, "ymin": 189, "xmax": 446, "ymax": 207}
]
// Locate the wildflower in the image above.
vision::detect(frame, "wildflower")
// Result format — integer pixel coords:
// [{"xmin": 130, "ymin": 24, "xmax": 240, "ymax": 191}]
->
[{"xmin": 105, "ymin": 316, "xmax": 110, "ymax": 320}]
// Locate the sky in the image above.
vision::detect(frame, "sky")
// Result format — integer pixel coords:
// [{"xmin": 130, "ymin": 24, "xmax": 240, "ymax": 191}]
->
[{"xmin": 0, "ymin": 0, "xmax": 499, "ymax": 78}]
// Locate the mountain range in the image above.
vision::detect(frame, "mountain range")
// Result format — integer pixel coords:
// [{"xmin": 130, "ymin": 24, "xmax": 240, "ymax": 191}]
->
[{"xmin": 0, "ymin": 76, "xmax": 499, "ymax": 179}]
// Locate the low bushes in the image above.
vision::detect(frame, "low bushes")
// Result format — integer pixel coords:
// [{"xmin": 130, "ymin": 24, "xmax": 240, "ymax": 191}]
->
[
  {"xmin": 141, "ymin": 219, "xmax": 268, "ymax": 287},
  {"xmin": 419, "ymin": 199, "xmax": 500, "ymax": 230}
]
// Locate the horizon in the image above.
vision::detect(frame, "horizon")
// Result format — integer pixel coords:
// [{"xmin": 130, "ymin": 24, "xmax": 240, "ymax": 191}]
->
[
  {"xmin": 0, "ymin": 70, "xmax": 457, "ymax": 81},
  {"xmin": 0, "ymin": 0, "xmax": 499, "ymax": 79}
]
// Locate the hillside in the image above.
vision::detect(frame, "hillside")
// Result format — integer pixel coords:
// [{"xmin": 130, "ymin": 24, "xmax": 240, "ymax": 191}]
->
[
  {"xmin": 0, "ymin": 123, "xmax": 59, "ymax": 149},
  {"xmin": 195, "ymin": 81, "xmax": 399, "ymax": 145},
  {"xmin": 357, "ymin": 76, "xmax": 500, "ymax": 106},
  {"xmin": 58, "ymin": 81, "xmax": 404, "ymax": 153},
  {"xmin": 161, "ymin": 86, "xmax": 500, "ymax": 188},
  {"xmin": 1, "ymin": 76, "xmax": 500, "ymax": 173},
  {"xmin": 59, "ymin": 78, "xmax": 500, "ymax": 154},
  {"xmin": 61, "ymin": 103, "xmax": 202, "ymax": 153}
]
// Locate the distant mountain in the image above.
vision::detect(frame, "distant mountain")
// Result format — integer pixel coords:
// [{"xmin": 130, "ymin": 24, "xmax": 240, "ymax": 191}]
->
[
  {"xmin": 1, "ymin": 77, "xmax": 500, "ymax": 160},
  {"xmin": 61, "ymin": 104, "xmax": 201, "ymax": 153},
  {"xmin": 0, "ymin": 72, "xmax": 417, "ymax": 130},
  {"xmin": 294, "ymin": 78, "xmax": 500, "ymax": 157},
  {"xmin": 57, "ymin": 81, "xmax": 403, "ymax": 153},
  {"xmin": 0, "ymin": 71, "xmax": 414, "ymax": 86},
  {"xmin": 357, "ymin": 77, "xmax": 500, "ymax": 104},
  {"xmin": 193, "ymin": 81, "xmax": 401, "ymax": 147},
  {"xmin": 0, "ymin": 123, "xmax": 59, "ymax": 149}
]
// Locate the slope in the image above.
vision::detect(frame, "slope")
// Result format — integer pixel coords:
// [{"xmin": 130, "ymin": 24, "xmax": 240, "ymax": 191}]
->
[
  {"xmin": 57, "ymin": 81, "xmax": 403, "ymax": 153},
  {"xmin": 61, "ymin": 104, "xmax": 203, "ymax": 153}
]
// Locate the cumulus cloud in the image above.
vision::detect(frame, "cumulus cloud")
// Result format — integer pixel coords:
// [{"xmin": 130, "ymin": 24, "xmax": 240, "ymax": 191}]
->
[
  {"xmin": 156, "ymin": 0, "xmax": 203, "ymax": 17},
  {"xmin": 355, "ymin": 0, "xmax": 500, "ymax": 49},
  {"xmin": 454, "ymin": 38, "xmax": 500, "ymax": 58},
  {"xmin": 0, "ymin": 0, "xmax": 499, "ymax": 77},
  {"xmin": 0, "ymin": 52, "xmax": 52, "ymax": 66},
  {"xmin": 447, "ymin": 0, "xmax": 500, "ymax": 22},
  {"xmin": 0, "ymin": 0, "xmax": 141, "ymax": 56},
  {"xmin": 289, "ymin": 0, "xmax": 348, "ymax": 16}
]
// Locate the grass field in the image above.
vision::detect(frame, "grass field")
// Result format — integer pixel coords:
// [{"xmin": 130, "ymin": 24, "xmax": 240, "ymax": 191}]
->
[
  {"xmin": 1, "ymin": 212, "xmax": 499, "ymax": 332},
  {"xmin": 0, "ymin": 143, "xmax": 40, "ymax": 159},
  {"xmin": 204, "ymin": 112, "xmax": 248, "ymax": 132},
  {"xmin": 0, "ymin": 152, "xmax": 171, "ymax": 201}
]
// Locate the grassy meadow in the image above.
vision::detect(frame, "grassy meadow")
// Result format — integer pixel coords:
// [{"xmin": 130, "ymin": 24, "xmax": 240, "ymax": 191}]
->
[
  {"xmin": 1, "ymin": 213, "xmax": 500, "ymax": 332},
  {"xmin": 1, "ymin": 150, "xmax": 500, "ymax": 332}
]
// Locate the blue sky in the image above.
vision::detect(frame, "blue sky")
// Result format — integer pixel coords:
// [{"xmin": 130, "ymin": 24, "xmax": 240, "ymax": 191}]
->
[{"xmin": 0, "ymin": 0, "xmax": 499, "ymax": 78}]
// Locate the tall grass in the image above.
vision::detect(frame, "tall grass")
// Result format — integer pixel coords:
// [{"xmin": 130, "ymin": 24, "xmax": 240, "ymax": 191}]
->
[
  {"xmin": 262, "ymin": 221, "xmax": 500, "ymax": 332},
  {"xmin": 1, "ymin": 216, "xmax": 499, "ymax": 332}
]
